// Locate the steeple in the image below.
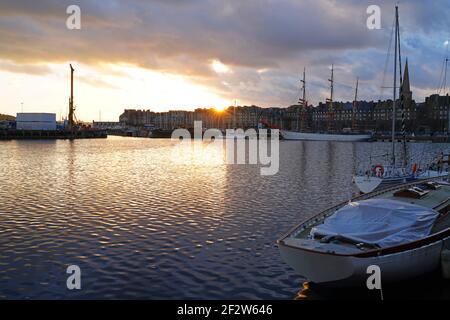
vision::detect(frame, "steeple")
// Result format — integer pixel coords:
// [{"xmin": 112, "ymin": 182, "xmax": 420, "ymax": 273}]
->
[{"xmin": 401, "ymin": 58, "xmax": 412, "ymax": 107}]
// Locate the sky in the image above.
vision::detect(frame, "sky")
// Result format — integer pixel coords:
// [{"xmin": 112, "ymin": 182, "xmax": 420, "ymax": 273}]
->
[{"xmin": 0, "ymin": 0, "xmax": 449, "ymax": 121}]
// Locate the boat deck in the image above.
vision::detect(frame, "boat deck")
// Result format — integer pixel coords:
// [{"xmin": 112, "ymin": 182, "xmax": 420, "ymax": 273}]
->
[{"xmin": 381, "ymin": 184, "xmax": 450, "ymax": 211}]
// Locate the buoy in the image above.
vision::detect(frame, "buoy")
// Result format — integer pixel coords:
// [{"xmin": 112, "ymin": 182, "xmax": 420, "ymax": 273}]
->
[
  {"xmin": 442, "ymin": 240, "xmax": 450, "ymax": 279},
  {"xmin": 372, "ymin": 164, "xmax": 384, "ymax": 178}
]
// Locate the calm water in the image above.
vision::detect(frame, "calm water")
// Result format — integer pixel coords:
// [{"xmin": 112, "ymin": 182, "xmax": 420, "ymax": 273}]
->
[{"xmin": 0, "ymin": 137, "xmax": 449, "ymax": 299}]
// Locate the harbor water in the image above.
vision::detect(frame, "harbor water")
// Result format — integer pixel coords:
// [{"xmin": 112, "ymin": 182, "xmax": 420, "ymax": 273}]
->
[{"xmin": 0, "ymin": 136, "xmax": 449, "ymax": 299}]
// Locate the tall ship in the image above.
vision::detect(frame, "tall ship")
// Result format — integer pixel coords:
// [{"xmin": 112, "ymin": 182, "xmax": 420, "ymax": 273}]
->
[{"xmin": 280, "ymin": 66, "xmax": 372, "ymax": 142}]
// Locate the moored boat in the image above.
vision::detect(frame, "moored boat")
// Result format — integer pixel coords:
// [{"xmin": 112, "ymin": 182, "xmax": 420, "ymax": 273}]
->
[
  {"xmin": 278, "ymin": 178, "xmax": 450, "ymax": 286},
  {"xmin": 281, "ymin": 66, "xmax": 372, "ymax": 142},
  {"xmin": 352, "ymin": 6, "xmax": 441, "ymax": 193},
  {"xmin": 281, "ymin": 130, "xmax": 372, "ymax": 142},
  {"xmin": 354, "ymin": 160, "xmax": 449, "ymax": 194}
]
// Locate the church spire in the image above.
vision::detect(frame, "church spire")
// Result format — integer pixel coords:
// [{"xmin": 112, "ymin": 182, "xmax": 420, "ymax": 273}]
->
[
  {"xmin": 401, "ymin": 58, "xmax": 412, "ymax": 105},
  {"xmin": 403, "ymin": 59, "xmax": 410, "ymax": 93}
]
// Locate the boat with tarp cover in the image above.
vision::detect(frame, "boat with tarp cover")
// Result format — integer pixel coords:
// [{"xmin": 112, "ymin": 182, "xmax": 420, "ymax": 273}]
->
[{"xmin": 278, "ymin": 178, "xmax": 450, "ymax": 286}]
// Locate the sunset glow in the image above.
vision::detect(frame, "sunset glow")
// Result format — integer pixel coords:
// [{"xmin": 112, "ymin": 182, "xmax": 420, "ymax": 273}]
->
[{"xmin": 0, "ymin": 62, "xmax": 230, "ymax": 121}]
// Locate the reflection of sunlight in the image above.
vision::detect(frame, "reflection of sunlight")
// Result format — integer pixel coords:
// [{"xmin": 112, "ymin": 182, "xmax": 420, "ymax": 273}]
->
[
  {"xmin": 295, "ymin": 282, "xmax": 310, "ymax": 300},
  {"xmin": 170, "ymin": 140, "xmax": 225, "ymax": 166}
]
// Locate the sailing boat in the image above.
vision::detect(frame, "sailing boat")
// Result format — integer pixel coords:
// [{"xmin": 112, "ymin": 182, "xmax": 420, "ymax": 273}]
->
[
  {"xmin": 353, "ymin": 6, "xmax": 447, "ymax": 194},
  {"xmin": 281, "ymin": 66, "xmax": 372, "ymax": 141}
]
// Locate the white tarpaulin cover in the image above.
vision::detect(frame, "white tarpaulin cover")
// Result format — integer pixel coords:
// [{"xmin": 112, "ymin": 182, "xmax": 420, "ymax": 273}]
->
[{"xmin": 310, "ymin": 199, "xmax": 439, "ymax": 248}]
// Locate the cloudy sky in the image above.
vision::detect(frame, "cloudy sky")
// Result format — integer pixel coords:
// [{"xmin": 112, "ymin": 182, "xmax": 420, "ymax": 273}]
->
[{"xmin": 1, "ymin": 0, "xmax": 449, "ymax": 121}]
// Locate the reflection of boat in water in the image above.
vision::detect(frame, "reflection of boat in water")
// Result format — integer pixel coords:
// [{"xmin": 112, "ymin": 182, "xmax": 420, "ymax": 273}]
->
[
  {"xmin": 278, "ymin": 178, "xmax": 450, "ymax": 286},
  {"xmin": 295, "ymin": 271, "xmax": 450, "ymax": 299}
]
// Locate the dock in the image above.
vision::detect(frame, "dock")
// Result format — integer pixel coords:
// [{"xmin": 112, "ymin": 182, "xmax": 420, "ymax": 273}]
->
[
  {"xmin": 0, "ymin": 129, "xmax": 107, "ymax": 140},
  {"xmin": 373, "ymin": 135, "xmax": 450, "ymax": 143}
]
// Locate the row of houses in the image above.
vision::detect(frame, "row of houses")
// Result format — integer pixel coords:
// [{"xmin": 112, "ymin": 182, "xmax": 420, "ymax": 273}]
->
[
  {"xmin": 118, "ymin": 93, "xmax": 450, "ymax": 134},
  {"xmin": 119, "ymin": 106, "xmax": 282, "ymax": 131}
]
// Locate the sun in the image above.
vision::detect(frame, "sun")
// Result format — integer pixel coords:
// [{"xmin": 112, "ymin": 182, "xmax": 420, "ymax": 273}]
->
[{"xmin": 214, "ymin": 106, "xmax": 226, "ymax": 112}]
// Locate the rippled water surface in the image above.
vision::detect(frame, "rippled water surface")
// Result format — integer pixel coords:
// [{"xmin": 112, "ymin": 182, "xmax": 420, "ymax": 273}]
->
[{"xmin": 0, "ymin": 137, "xmax": 448, "ymax": 299}]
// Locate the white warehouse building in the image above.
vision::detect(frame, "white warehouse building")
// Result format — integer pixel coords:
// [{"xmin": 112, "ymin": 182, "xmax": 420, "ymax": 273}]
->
[{"xmin": 16, "ymin": 113, "xmax": 57, "ymax": 131}]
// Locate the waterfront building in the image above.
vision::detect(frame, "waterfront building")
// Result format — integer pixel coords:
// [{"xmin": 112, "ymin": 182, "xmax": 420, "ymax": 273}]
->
[
  {"xmin": 372, "ymin": 101, "xmax": 416, "ymax": 134},
  {"xmin": 16, "ymin": 113, "xmax": 56, "ymax": 131},
  {"xmin": 119, "ymin": 109, "xmax": 156, "ymax": 127},
  {"xmin": 309, "ymin": 101, "xmax": 375, "ymax": 132},
  {"xmin": 234, "ymin": 105, "xmax": 262, "ymax": 129},
  {"xmin": 421, "ymin": 94, "xmax": 450, "ymax": 134}
]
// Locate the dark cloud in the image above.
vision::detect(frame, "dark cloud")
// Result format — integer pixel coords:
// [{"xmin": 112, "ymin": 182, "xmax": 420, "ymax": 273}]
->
[{"xmin": 0, "ymin": 0, "xmax": 448, "ymax": 105}]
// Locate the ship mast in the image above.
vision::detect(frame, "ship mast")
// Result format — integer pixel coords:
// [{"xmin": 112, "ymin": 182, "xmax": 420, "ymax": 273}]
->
[
  {"xmin": 396, "ymin": 6, "xmax": 407, "ymax": 167},
  {"xmin": 441, "ymin": 58, "xmax": 449, "ymax": 95},
  {"xmin": 68, "ymin": 64, "xmax": 76, "ymax": 129},
  {"xmin": 446, "ymin": 60, "xmax": 450, "ymax": 134},
  {"xmin": 326, "ymin": 64, "xmax": 334, "ymax": 132},
  {"xmin": 437, "ymin": 34, "xmax": 449, "ymax": 132},
  {"xmin": 391, "ymin": 7, "xmax": 399, "ymax": 166},
  {"xmin": 352, "ymin": 77, "xmax": 359, "ymax": 131},
  {"xmin": 437, "ymin": 33, "xmax": 449, "ymax": 95},
  {"xmin": 298, "ymin": 67, "xmax": 307, "ymax": 131}
]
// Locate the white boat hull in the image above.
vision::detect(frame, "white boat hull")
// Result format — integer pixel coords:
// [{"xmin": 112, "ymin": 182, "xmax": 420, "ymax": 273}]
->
[
  {"xmin": 281, "ymin": 130, "xmax": 371, "ymax": 142},
  {"xmin": 353, "ymin": 176, "xmax": 383, "ymax": 194},
  {"xmin": 353, "ymin": 174, "xmax": 415, "ymax": 193},
  {"xmin": 418, "ymin": 170, "xmax": 449, "ymax": 179},
  {"xmin": 279, "ymin": 238, "xmax": 446, "ymax": 285},
  {"xmin": 354, "ymin": 170, "xmax": 449, "ymax": 194}
]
